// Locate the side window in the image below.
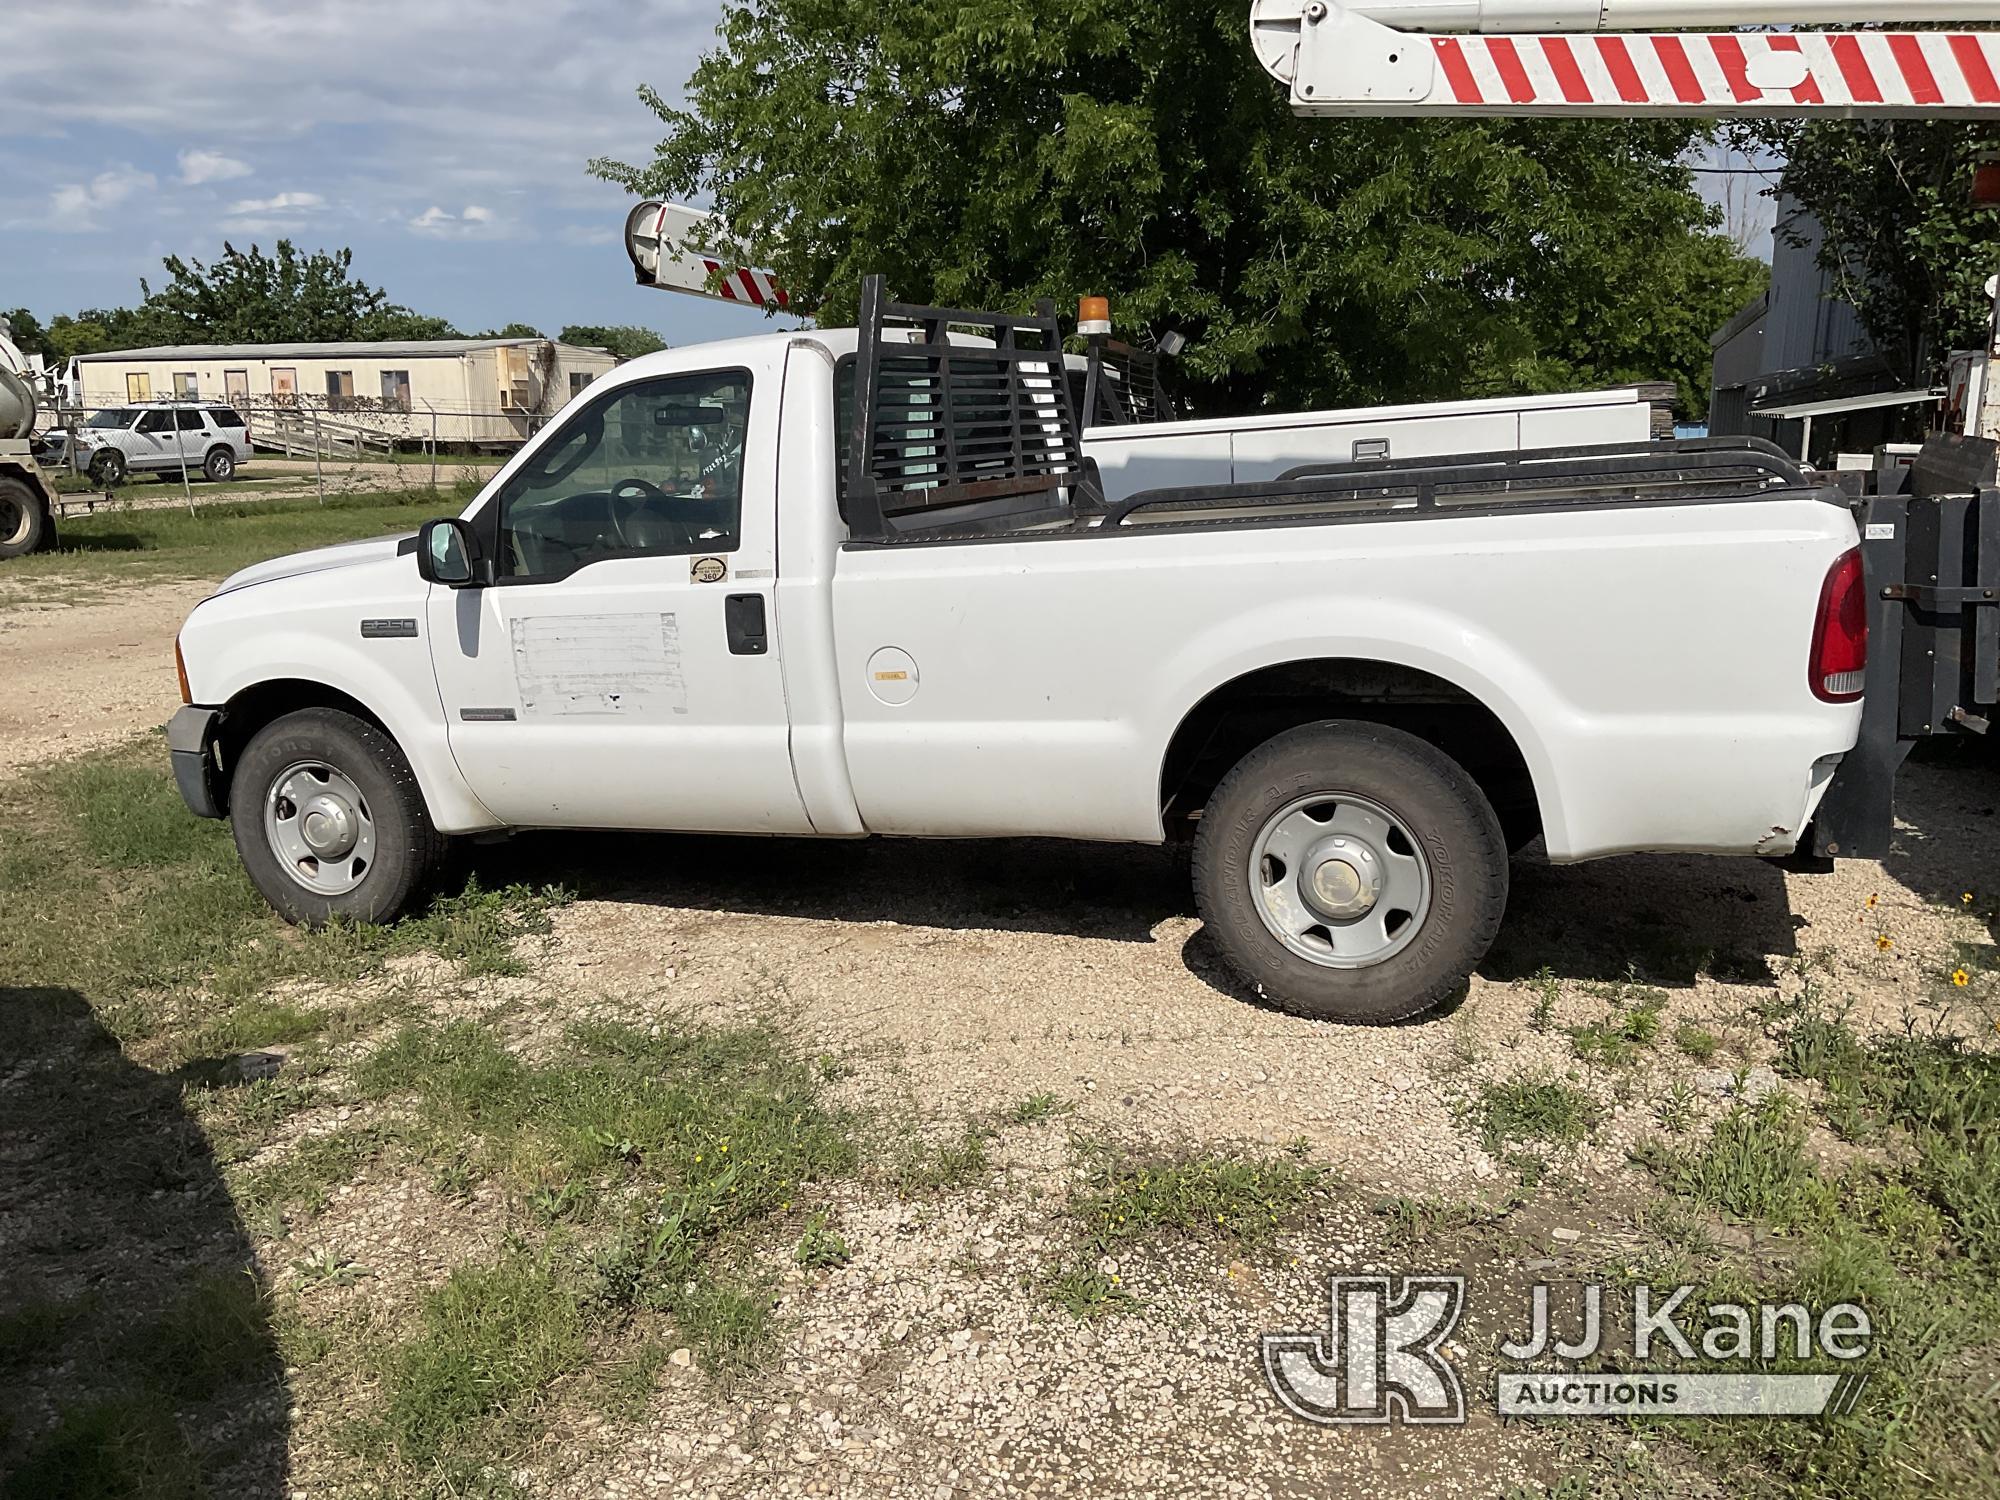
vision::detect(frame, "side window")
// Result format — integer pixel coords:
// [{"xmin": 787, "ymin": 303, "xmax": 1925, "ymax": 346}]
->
[
  {"xmin": 210, "ymin": 408, "xmax": 247, "ymax": 429},
  {"xmin": 175, "ymin": 409, "xmax": 206, "ymax": 432},
  {"xmin": 493, "ymin": 369, "xmax": 752, "ymax": 583},
  {"xmin": 136, "ymin": 410, "xmax": 175, "ymax": 434}
]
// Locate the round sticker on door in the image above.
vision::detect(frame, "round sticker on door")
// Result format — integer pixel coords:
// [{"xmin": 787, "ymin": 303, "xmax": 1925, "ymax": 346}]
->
[
  {"xmin": 691, "ymin": 557, "xmax": 728, "ymax": 585},
  {"xmin": 866, "ymin": 646, "xmax": 920, "ymax": 706}
]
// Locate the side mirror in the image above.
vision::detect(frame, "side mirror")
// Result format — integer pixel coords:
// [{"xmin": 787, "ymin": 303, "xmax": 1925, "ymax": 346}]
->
[{"xmin": 417, "ymin": 518, "xmax": 486, "ymax": 588}]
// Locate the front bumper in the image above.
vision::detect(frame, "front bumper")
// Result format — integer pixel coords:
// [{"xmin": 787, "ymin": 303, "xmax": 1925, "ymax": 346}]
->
[{"xmin": 168, "ymin": 705, "xmax": 225, "ymax": 819}]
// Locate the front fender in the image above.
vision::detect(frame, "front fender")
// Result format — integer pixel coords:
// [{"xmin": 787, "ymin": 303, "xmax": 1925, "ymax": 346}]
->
[{"xmin": 180, "ymin": 602, "xmax": 501, "ymax": 834}]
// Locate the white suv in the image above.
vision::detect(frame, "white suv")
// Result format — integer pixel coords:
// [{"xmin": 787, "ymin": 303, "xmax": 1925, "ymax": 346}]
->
[{"xmin": 76, "ymin": 402, "xmax": 254, "ymax": 484}]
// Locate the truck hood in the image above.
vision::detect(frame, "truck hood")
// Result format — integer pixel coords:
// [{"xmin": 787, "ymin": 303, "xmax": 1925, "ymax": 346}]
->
[{"xmin": 215, "ymin": 533, "xmax": 415, "ymax": 596}]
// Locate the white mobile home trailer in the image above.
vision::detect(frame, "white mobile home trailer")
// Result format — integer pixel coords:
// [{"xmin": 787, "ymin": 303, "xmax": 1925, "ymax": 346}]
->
[{"xmin": 73, "ymin": 339, "xmax": 620, "ymax": 449}]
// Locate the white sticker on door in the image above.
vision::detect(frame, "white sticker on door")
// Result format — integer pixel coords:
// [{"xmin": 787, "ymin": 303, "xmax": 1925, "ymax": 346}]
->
[{"xmin": 511, "ymin": 614, "xmax": 688, "ymax": 717}]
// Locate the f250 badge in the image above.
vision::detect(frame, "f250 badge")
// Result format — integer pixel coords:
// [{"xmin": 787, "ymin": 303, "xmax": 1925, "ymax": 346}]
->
[{"xmin": 691, "ymin": 557, "xmax": 728, "ymax": 585}]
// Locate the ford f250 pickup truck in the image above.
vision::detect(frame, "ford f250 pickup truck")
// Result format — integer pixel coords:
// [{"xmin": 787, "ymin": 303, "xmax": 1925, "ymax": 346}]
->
[{"xmin": 169, "ymin": 283, "xmax": 1991, "ymax": 1024}]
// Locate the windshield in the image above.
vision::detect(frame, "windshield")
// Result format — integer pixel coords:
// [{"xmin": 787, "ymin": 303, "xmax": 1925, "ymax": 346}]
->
[{"xmin": 85, "ymin": 408, "xmax": 138, "ymax": 429}]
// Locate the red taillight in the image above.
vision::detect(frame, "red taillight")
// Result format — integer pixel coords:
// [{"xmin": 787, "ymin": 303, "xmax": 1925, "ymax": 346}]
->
[{"xmin": 1810, "ymin": 548, "xmax": 1867, "ymax": 704}]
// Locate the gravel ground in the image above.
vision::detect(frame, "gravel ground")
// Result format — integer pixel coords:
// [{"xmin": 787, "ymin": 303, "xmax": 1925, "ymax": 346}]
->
[{"xmin": 6, "ymin": 577, "xmax": 1997, "ymax": 1497}]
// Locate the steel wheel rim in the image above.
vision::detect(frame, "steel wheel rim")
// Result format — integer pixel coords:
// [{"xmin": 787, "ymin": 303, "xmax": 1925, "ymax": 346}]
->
[
  {"xmin": 265, "ymin": 761, "xmax": 377, "ymax": 897},
  {"xmin": 1247, "ymin": 791, "xmax": 1432, "ymax": 970}
]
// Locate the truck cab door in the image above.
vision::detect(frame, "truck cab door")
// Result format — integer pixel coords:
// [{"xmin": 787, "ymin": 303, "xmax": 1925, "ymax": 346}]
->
[{"xmin": 424, "ymin": 365, "xmax": 810, "ymax": 834}]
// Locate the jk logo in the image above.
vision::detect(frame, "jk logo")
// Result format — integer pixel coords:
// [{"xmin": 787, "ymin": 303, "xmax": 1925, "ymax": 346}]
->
[{"xmin": 1263, "ymin": 1275, "xmax": 1467, "ymax": 1425}]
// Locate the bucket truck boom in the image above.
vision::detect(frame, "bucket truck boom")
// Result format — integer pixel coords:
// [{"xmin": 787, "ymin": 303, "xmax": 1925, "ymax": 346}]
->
[{"xmin": 1252, "ymin": 0, "xmax": 2000, "ymax": 116}]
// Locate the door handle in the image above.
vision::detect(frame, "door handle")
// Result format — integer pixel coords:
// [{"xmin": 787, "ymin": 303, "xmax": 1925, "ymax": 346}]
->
[{"xmin": 725, "ymin": 594, "xmax": 769, "ymax": 656}]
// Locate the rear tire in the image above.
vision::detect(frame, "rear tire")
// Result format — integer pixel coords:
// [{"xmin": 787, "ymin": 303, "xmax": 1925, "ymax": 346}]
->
[
  {"xmin": 229, "ymin": 708, "xmax": 444, "ymax": 926},
  {"xmin": 203, "ymin": 446, "xmax": 236, "ymax": 482},
  {"xmin": 0, "ymin": 478, "xmax": 46, "ymax": 560},
  {"xmin": 1192, "ymin": 721, "xmax": 1508, "ymax": 1025}
]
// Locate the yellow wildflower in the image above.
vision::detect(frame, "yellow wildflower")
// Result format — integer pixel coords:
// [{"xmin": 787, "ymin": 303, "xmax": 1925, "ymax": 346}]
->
[
  {"xmin": 1866, "ymin": 894, "xmax": 1880, "ymax": 910},
  {"xmin": 1876, "ymin": 935, "xmax": 1894, "ymax": 953},
  {"xmin": 1952, "ymin": 970, "xmax": 1972, "ymax": 988}
]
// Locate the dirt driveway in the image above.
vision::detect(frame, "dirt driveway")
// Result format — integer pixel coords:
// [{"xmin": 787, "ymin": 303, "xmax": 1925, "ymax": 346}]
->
[
  {"xmin": 4, "ymin": 576, "xmax": 1996, "ymax": 1498},
  {"xmin": 0, "ymin": 577, "xmax": 209, "ymax": 776}
]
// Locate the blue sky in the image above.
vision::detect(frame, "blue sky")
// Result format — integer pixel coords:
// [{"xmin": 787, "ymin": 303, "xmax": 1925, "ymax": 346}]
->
[
  {"xmin": 0, "ymin": 0, "xmax": 794, "ymax": 347},
  {"xmin": 1, "ymin": 1, "xmax": 1777, "ymax": 355}
]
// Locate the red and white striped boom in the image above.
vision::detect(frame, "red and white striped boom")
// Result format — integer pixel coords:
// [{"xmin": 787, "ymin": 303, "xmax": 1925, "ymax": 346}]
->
[
  {"xmin": 1251, "ymin": 0, "xmax": 2000, "ymax": 115},
  {"xmin": 624, "ymin": 200, "xmax": 791, "ymax": 310}
]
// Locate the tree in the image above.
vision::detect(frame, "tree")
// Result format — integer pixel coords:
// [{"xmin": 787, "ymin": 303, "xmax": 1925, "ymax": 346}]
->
[
  {"xmin": 593, "ymin": 0, "xmax": 1762, "ymax": 418},
  {"xmin": 134, "ymin": 242, "xmax": 461, "ymax": 345},
  {"xmin": 1736, "ymin": 120, "xmax": 2000, "ymax": 380},
  {"xmin": 559, "ymin": 324, "xmax": 669, "ymax": 361},
  {"xmin": 477, "ymin": 322, "xmax": 545, "ymax": 340}
]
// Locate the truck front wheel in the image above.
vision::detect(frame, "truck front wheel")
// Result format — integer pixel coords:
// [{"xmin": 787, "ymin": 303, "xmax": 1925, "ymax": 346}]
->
[
  {"xmin": 0, "ymin": 477, "xmax": 47, "ymax": 559},
  {"xmin": 229, "ymin": 708, "xmax": 445, "ymax": 927},
  {"xmin": 1192, "ymin": 721, "xmax": 1508, "ymax": 1025}
]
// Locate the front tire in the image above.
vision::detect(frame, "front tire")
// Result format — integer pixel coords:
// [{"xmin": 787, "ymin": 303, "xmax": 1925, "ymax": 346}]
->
[
  {"xmin": 89, "ymin": 449, "xmax": 127, "ymax": 485},
  {"xmin": 1192, "ymin": 721, "xmax": 1508, "ymax": 1025},
  {"xmin": 0, "ymin": 478, "xmax": 47, "ymax": 559},
  {"xmin": 229, "ymin": 708, "xmax": 444, "ymax": 926}
]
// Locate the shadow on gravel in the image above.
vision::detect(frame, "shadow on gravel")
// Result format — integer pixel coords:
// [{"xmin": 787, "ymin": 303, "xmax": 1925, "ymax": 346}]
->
[
  {"xmin": 466, "ymin": 821, "xmax": 1832, "ymax": 996},
  {"xmin": 1882, "ymin": 738, "xmax": 2000, "ymax": 941},
  {"xmin": 0, "ymin": 987, "xmax": 288, "ymax": 1500},
  {"xmin": 470, "ymin": 828, "xmax": 1195, "ymax": 946}
]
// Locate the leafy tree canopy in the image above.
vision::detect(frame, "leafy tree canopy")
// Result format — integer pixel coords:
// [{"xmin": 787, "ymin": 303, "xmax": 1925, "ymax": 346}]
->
[
  {"xmin": 559, "ymin": 324, "xmax": 670, "ymax": 360},
  {"xmin": 477, "ymin": 322, "xmax": 546, "ymax": 340},
  {"xmin": 593, "ymin": 0, "xmax": 1763, "ymax": 418},
  {"xmin": 1735, "ymin": 120, "xmax": 2000, "ymax": 380},
  {"xmin": 22, "ymin": 243, "xmax": 470, "ymax": 358},
  {"xmin": 137, "ymin": 242, "xmax": 461, "ymax": 344}
]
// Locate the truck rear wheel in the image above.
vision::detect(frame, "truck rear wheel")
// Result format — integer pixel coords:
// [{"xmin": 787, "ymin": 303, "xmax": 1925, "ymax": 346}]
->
[
  {"xmin": 229, "ymin": 708, "xmax": 444, "ymax": 927},
  {"xmin": 0, "ymin": 477, "xmax": 46, "ymax": 559},
  {"xmin": 1192, "ymin": 721, "xmax": 1508, "ymax": 1025}
]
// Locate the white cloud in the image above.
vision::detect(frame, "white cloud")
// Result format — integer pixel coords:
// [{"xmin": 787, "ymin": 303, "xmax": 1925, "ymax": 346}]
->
[
  {"xmin": 178, "ymin": 148, "xmax": 251, "ymax": 185},
  {"xmin": 409, "ymin": 203, "xmax": 503, "ymax": 239},
  {"xmin": 46, "ymin": 165, "xmax": 157, "ymax": 232},
  {"xmin": 227, "ymin": 191, "xmax": 325, "ymax": 215}
]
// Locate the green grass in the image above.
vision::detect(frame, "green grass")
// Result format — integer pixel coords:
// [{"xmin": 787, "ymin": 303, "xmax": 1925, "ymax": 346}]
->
[
  {"xmin": 10, "ymin": 480, "xmax": 481, "ymax": 591},
  {"xmin": 0, "ymin": 1393, "xmax": 203, "ymax": 1500},
  {"xmin": 1625, "ymin": 1000, "xmax": 2000, "ymax": 1497},
  {"xmin": 141, "ymin": 1270, "xmax": 276, "ymax": 1403},
  {"xmin": 1636, "ymin": 1091, "xmax": 1837, "ymax": 1228},
  {"xmin": 0, "ymin": 743, "xmax": 568, "ymax": 1056},
  {"xmin": 1048, "ymin": 1147, "xmax": 1325, "ymax": 1318},
  {"xmin": 1007, "ymin": 1091, "xmax": 1072, "ymax": 1126},
  {"xmin": 376, "ymin": 1254, "xmax": 588, "ymax": 1473},
  {"xmin": 891, "ymin": 1126, "xmax": 991, "ymax": 1196},
  {"xmin": 1673, "ymin": 1024, "xmax": 1722, "ymax": 1062},
  {"xmin": 794, "ymin": 1211, "xmax": 852, "ymax": 1270},
  {"xmin": 1569, "ymin": 987, "xmax": 1666, "ymax": 1068},
  {"xmin": 1475, "ymin": 1077, "xmax": 1600, "ymax": 1154}
]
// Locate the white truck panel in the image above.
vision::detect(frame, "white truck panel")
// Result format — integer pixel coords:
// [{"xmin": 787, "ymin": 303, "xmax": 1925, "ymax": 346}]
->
[{"xmin": 828, "ymin": 496, "xmax": 1859, "ymax": 859}]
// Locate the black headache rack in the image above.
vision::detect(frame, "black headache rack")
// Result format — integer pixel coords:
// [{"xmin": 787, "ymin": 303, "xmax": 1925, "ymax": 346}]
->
[
  {"xmin": 1809, "ymin": 434, "xmax": 2000, "ymax": 862},
  {"xmin": 844, "ymin": 276, "xmax": 1104, "ymax": 543},
  {"xmin": 1079, "ymin": 334, "xmax": 1179, "ymax": 428}
]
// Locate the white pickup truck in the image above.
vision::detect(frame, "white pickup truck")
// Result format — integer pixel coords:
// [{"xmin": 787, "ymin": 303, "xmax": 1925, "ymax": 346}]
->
[{"xmin": 170, "ymin": 284, "xmax": 1875, "ymax": 1023}]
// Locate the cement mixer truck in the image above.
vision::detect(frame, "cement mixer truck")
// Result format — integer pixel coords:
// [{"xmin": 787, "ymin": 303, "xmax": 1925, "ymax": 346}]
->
[{"xmin": 0, "ymin": 319, "xmax": 59, "ymax": 559}]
